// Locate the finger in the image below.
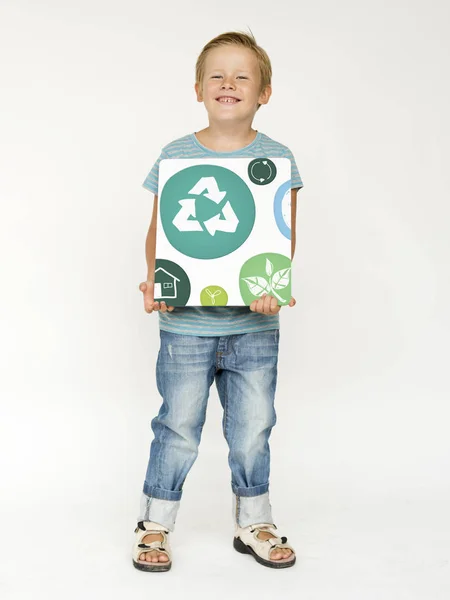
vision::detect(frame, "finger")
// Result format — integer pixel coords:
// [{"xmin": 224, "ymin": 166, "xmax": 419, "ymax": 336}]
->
[
  {"xmin": 270, "ymin": 296, "xmax": 280, "ymax": 314},
  {"xmin": 255, "ymin": 296, "xmax": 265, "ymax": 313},
  {"xmin": 160, "ymin": 301, "xmax": 167, "ymax": 313},
  {"xmin": 153, "ymin": 301, "xmax": 160, "ymax": 311},
  {"xmin": 289, "ymin": 297, "xmax": 296, "ymax": 307},
  {"xmin": 259, "ymin": 293, "xmax": 268, "ymax": 312},
  {"xmin": 252, "ymin": 298, "xmax": 261, "ymax": 312},
  {"xmin": 167, "ymin": 305, "xmax": 175, "ymax": 312},
  {"xmin": 139, "ymin": 282, "xmax": 147, "ymax": 293},
  {"xmin": 263, "ymin": 294, "xmax": 273, "ymax": 313},
  {"xmin": 249, "ymin": 300, "xmax": 257, "ymax": 312}
]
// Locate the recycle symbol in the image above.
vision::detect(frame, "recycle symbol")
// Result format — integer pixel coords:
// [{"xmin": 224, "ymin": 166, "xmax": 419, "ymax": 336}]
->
[
  {"xmin": 160, "ymin": 164, "xmax": 255, "ymax": 260},
  {"xmin": 172, "ymin": 176, "xmax": 239, "ymax": 237},
  {"xmin": 248, "ymin": 158, "xmax": 277, "ymax": 185}
]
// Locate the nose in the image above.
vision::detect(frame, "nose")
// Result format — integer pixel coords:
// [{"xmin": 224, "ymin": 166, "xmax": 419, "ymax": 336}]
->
[{"xmin": 221, "ymin": 78, "xmax": 235, "ymax": 90}]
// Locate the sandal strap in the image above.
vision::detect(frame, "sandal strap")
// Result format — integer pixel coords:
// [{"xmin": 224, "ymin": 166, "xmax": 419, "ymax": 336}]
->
[
  {"xmin": 136, "ymin": 520, "xmax": 169, "ymax": 533},
  {"xmin": 138, "ymin": 541, "xmax": 167, "ymax": 551},
  {"xmin": 249, "ymin": 523, "xmax": 281, "ymax": 541},
  {"xmin": 137, "ymin": 544, "xmax": 170, "ymax": 558},
  {"xmin": 133, "ymin": 522, "xmax": 172, "ymax": 562},
  {"xmin": 135, "ymin": 521, "xmax": 169, "ymax": 540},
  {"xmin": 235, "ymin": 522, "xmax": 295, "ymax": 561},
  {"xmin": 134, "ymin": 522, "xmax": 169, "ymax": 546}
]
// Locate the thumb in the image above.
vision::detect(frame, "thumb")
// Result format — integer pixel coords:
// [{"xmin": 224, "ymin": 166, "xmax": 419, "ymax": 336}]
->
[
  {"xmin": 140, "ymin": 280, "xmax": 155, "ymax": 302},
  {"xmin": 140, "ymin": 280, "xmax": 155, "ymax": 313},
  {"xmin": 139, "ymin": 280, "xmax": 154, "ymax": 294}
]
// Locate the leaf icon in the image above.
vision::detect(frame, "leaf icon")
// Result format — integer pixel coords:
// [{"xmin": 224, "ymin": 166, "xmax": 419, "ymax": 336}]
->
[
  {"xmin": 206, "ymin": 289, "xmax": 214, "ymax": 298},
  {"xmin": 241, "ymin": 276, "xmax": 271, "ymax": 297},
  {"xmin": 271, "ymin": 268, "xmax": 291, "ymax": 290},
  {"xmin": 266, "ymin": 259, "xmax": 273, "ymax": 277}
]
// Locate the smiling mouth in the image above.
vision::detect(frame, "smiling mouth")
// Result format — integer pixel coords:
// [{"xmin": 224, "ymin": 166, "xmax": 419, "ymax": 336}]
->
[{"xmin": 216, "ymin": 97, "xmax": 241, "ymax": 104}]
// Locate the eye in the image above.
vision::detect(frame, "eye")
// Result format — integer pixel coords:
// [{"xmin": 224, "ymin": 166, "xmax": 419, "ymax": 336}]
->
[
  {"xmin": 237, "ymin": 76, "xmax": 248, "ymax": 79},
  {"xmin": 211, "ymin": 75, "xmax": 222, "ymax": 79}
]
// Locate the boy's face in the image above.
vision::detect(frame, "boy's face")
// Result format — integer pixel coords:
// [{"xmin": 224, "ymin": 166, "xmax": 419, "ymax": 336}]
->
[{"xmin": 195, "ymin": 45, "xmax": 271, "ymax": 123}]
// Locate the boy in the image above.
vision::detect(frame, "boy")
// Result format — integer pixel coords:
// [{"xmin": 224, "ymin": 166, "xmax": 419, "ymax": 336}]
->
[{"xmin": 132, "ymin": 31, "xmax": 303, "ymax": 571}]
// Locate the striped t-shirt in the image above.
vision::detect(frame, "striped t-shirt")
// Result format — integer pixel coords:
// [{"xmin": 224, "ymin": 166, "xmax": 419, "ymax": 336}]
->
[{"xmin": 142, "ymin": 131, "xmax": 303, "ymax": 337}]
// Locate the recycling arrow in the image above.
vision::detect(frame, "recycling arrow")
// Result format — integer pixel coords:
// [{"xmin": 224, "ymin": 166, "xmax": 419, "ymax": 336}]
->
[
  {"xmin": 250, "ymin": 160, "xmax": 273, "ymax": 183},
  {"xmin": 204, "ymin": 201, "xmax": 239, "ymax": 236},
  {"xmin": 188, "ymin": 177, "xmax": 227, "ymax": 203},
  {"xmin": 172, "ymin": 176, "xmax": 240, "ymax": 236},
  {"xmin": 161, "ymin": 165, "xmax": 255, "ymax": 259},
  {"xmin": 172, "ymin": 199, "xmax": 203, "ymax": 232},
  {"xmin": 248, "ymin": 158, "xmax": 277, "ymax": 185}
]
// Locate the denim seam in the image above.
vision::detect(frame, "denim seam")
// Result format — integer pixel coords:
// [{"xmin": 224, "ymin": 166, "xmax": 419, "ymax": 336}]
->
[
  {"xmin": 223, "ymin": 375, "xmax": 229, "ymax": 441},
  {"xmin": 155, "ymin": 353, "xmax": 166, "ymax": 492},
  {"xmin": 157, "ymin": 425, "xmax": 165, "ymax": 492},
  {"xmin": 144, "ymin": 495, "xmax": 150, "ymax": 521}
]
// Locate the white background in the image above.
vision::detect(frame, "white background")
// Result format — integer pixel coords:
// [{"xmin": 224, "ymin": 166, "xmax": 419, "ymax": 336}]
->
[{"xmin": 1, "ymin": 1, "xmax": 449, "ymax": 598}]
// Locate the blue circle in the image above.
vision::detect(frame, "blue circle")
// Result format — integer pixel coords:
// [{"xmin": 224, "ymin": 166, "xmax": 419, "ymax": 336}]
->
[{"xmin": 273, "ymin": 180, "xmax": 291, "ymax": 240}]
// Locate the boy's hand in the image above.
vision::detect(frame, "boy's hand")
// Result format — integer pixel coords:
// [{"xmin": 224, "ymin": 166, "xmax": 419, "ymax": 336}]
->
[
  {"xmin": 139, "ymin": 280, "xmax": 174, "ymax": 313},
  {"xmin": 249, "ymin": 294, "xmax": 296, "ymax": 314}
]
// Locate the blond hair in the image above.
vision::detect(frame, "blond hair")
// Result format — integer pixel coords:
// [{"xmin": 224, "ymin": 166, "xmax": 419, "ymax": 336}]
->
[{"xmin": 195, "ymin": 30, "xmax": 272, "ymax": 110}]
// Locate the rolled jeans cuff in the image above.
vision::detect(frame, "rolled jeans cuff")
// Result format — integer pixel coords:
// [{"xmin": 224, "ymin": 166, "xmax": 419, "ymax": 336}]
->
[
  {"xmin": 139, "ymin": 493, "xmax": 180, "ymax": 532},
  {"xmin": 231, "ymin": 482, "xmax": 269, "ymax": 497},
  {"xmin": 232, "ymin": 491, "xmax": 273, "ymax": 528},
  {"xmin": 143, "ymin": 484, "xmax": 183, "ymax": 502}
]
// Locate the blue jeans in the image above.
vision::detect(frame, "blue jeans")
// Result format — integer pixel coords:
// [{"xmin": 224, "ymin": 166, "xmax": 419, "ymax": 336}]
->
[{"xmin": 138, "ymin": 328, "xmax": 280, "ymax": 531}]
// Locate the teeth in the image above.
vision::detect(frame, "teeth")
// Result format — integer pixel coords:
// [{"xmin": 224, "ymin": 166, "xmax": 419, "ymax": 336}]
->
[{"xmin": 218, "ymin": 97, "xmax": 238, "ymax": 103}]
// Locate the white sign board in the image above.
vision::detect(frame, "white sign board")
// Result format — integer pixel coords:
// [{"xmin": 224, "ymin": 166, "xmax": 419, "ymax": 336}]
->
[{"xmin": 155, "ymin": 157, "xmax": 293, "ymax": 307}]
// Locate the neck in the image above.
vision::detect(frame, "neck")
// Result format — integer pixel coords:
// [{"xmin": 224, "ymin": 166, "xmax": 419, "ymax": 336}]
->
[{"xmin": 195, "ymin": 122, "xmax": 258, "ymax": 152}]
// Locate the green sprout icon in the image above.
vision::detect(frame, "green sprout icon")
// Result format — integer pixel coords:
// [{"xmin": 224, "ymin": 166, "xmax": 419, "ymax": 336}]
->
[{"xmin": 205, "ymin": 288, "xmax": 222, "ymax": 305}]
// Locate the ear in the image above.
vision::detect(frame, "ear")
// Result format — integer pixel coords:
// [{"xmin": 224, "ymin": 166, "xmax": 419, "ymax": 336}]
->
[
  {"xmin": 195, "ymin": 82, "xmax": 203, "ymax": 102},
  {"xmin": 258, "ymin": 84, "xmax": 272, "ymax": 106}
]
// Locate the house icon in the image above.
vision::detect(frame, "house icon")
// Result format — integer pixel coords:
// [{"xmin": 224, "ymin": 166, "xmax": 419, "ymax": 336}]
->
[{"xmin": 154, "ymin": 267, "xmax": 181, "ymax": 300}]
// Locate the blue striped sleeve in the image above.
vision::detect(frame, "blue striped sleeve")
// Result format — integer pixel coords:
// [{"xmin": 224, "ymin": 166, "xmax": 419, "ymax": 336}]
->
[
  {"xmin": 142, "ymin": 149, "xmax": 169, "ymax": 195},
  {"xmin": 284, "ymin": 147, "xmax": 303, "ymax": 190}
]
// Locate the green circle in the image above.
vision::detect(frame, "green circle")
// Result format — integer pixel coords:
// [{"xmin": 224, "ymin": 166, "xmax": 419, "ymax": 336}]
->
[
  {"xmin": 154, "ymin": 259, "xmax": 190, "ymax": 306},
  {"xmin": 248, "ymin": 158, "xmax": 277, "ymax": 185},
  {"xmin": 239, "ymin": 253, "xmax": 291, "ymax": 306},
  {"xmin": 160, "ymin": 165, "xmax": 255, "ymax": 259},
  {"xmin": 200, "ymin": 285, "xmax": 228, "ymax": 306}
]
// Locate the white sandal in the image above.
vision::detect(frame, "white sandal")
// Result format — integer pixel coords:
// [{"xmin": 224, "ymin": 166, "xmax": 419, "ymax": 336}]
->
[
  {"xmin": 132, "ymin": 521, "xmax": 172, "ymax": 572},
  {"xmin": 233, "ymin": 522, "xmax": 296, "ymax": 569}
]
